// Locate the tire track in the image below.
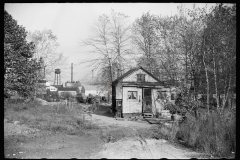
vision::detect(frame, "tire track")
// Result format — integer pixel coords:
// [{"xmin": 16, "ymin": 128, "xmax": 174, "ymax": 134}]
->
[{"xmin": 132, "ymin": 128, "xmax": 155, "ymax": 159}]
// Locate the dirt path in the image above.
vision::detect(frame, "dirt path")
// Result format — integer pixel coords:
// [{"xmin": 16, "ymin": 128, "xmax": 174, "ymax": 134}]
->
[
  {"xmin": 89, "ymin": 114, "xmax": 205, "ymax": 159},
  {"xmin": 4, "ymin": 103, "xmax": 206, "ymax": 159}
]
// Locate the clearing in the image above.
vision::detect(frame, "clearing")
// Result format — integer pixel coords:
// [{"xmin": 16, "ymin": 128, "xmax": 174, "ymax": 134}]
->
[{"xmin": 4, "ymin": 101, "xmax": 208, "ymax": 159}]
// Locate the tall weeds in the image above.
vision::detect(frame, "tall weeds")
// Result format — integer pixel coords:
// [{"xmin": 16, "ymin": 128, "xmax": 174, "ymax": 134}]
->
[
  {"xmin": 4, "ymin": 100, "xmax": 99, "ymax": 135},
  {"xmin": 175, "ymin": 108, "xmax": 236, "ymax": 157}
]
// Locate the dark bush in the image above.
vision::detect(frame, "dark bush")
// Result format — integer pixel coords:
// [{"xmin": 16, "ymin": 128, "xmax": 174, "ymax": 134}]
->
[
  {"xmin": 76, "ymin": 93, "xmax": 87, "ymax": 103},
  {"xmin": 175, "ymin": 109, "xmax": 236, "ymax": 157}
]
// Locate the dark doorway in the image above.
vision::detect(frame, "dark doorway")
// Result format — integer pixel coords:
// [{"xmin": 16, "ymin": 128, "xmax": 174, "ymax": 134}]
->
[{"xmin": 143, "ymin": 88, "xmax": 152, "ymax": 113}]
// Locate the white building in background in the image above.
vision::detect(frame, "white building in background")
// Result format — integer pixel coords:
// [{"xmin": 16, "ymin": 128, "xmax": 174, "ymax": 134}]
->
[
  {"xmin": 83, "ymin": 84, "xmax": 108, "ymax": 97},
  {"xmin": 46, "ymin": 86, "xmax": 58, "ymax": 92}
]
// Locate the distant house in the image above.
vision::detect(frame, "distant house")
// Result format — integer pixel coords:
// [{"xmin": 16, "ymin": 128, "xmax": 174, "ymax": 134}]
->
[
  {"xmin": 58, "ymin": 87, "xmax": 78, "ymax": 97},
  {"xmin": 46, "ymin": 86, "xmax": 58, "ymax": 92},
  {"xmin": 112, "ymin": 67, "xmax": 177, "ymax": 118},
  {"xmin": 51, "ymin": 84, "xmax": 63, "ymax": 89}
]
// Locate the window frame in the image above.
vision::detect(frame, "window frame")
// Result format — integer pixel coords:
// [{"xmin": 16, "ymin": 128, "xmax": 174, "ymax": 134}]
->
[
  {"xmin": 127, "ymin": 91, "xmax": 138, "ymax": 100},
  {"xmin": 137, "ymin": 74, "xmax": 146, "ymax": 82},
  {"xmin": 156, "ymin": 91, "xmax": 167, "ymax": 100}
]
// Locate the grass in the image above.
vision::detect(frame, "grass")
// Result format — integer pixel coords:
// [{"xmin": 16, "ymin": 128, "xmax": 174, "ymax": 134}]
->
[
  {"xmin": 93, "ymin": 104, "xmax": 114, "ymax": 117},
  {"xmin": 179, "ymin": 109, "xmax": 235, "ymax": 157},
  {"xmin": 4, "ymin": 99, "xmax": 100, "ymax": 136},
  {"xmin": 152, "ymin": 107, "xmax": 236, "ymax": 158}
]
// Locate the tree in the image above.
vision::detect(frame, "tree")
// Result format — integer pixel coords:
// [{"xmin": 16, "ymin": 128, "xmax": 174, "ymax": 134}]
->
[
  {"xmin": 27, "ymin": 29, "xmax": 67, "ymax": 82},
  {"xmin": 154, "ymin": 14, "xmax": 185, "ymax": 83},
  {"xmin": 178, "ymin": 3, "xmax": 236, "ymax": 113},
  {"xmin": 203, "ymin": 4, "xmax": 236, "ymax": 110},
  {"xmin": 81, "ymin": 10, "xmax": 133, "ymax": 89},
  {"xmin": 132, "ymin": 12, "xmax": 159, "ymax": 74},
  {"xmin": 4, "ymin": 10, "xmax": 42, "ymax": 98}
]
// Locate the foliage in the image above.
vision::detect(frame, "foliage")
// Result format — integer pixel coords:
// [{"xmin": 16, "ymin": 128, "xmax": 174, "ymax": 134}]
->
[
  {"xmin": 201, "ymin": 4, "xmax": 236, "ymax": 109},
  {"xmin": 27, "ymin": 29, "xmax": 67, "ymax": 81},
  {"xmin": 132, "ymin": 12, "xmax": 159, "ymax": 74},
  {"xmin": 76, "ymin": 93, "xmax": 87, "ymax": 103},
  {"xmin": 4, "ymin": 10, "xmax": 42, "ymax": 98},
  {"xmin": 132, "ymin": 4, "xmax": 235, "ymax": 112},
  {"xmin": 59, "ymin": 92, "xmax": 72, "ymax": 100},
  {"xmin": 164, "ymin": 102, "xmax": 179, "ymax": 114},
  {"xmin": 175, "ymin": 108, "xmax": 236, "ymax": 157},
  {"xmin": 44, "ymin": 89, "xmax": 59, "ymax": 101}
]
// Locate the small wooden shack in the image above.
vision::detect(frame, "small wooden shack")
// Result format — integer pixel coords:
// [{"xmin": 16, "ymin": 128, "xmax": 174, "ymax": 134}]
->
[{"xmin": 112, "ymin": 67, "xmax": 175, "ymax": 118}]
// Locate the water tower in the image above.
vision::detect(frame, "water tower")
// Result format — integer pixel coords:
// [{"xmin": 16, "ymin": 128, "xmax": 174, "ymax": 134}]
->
[{"xmin": 54, "ymin": 68, "xmax": 61, "ymax": 85}]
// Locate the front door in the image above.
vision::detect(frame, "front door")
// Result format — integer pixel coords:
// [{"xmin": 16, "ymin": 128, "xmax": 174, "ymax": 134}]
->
[{"xmin": 143, "ymin": 88, "xmax": 152, "ymax": 113}]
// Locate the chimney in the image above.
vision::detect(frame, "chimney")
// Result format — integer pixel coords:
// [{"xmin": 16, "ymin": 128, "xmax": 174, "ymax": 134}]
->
[{"xmin": 71, "ymin": 63, "xmax": 73, "ymax": 82}]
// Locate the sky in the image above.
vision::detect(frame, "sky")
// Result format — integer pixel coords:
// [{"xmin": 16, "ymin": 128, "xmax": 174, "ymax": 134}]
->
[{"xmin": 5, "ymin": 3, "xmax": 218, "ymax": 85}]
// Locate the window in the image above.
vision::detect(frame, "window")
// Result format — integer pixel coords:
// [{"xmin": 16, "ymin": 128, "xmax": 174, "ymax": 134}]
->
[
  {"xmin": 128, "ymin": 91, "xmax": 137, "ymax": 100},
  {"xmin": 157, "ymin": 91, "xmax": 167, "ymax": 100},
  {"xmin": 137, "ymin": 74, "xmax": 145, "ymax": 82}
]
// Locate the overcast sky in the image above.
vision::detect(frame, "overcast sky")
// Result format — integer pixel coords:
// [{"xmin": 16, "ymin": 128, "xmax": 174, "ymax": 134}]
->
[{"xmin": 5, "ymin": 3, "xmax": 217, "ymax": 85}]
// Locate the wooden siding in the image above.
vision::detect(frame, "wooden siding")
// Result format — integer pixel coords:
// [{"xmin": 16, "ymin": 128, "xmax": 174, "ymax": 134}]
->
[
  {"xmin": 122, "ymin": 87, "xmax": 142, "ymax": 114},
  {"xmin": 122, "ymin": 68, "xmax": 157, "ymax": 82}
]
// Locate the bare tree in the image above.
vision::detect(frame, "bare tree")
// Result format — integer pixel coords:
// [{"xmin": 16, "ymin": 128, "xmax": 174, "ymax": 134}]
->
[
  {"xmin": 27, "ymin": 29, "xmax": 67, "ymax": 82},
  {"xmin": 132, "ymin": 12, "xmax": 159, "ymax": 74},
  {"xmin": 80, "ymin": 10, "xmax": 133, "ymax": 88}
]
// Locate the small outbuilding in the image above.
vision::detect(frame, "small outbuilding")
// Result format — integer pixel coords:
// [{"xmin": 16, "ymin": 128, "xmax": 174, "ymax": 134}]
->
[
  {"xmin": 58, "ymin": 88, "xmax": 78, "ymax": 97},
  {"xmin": 112, "ymin": 67, "xmax": 176, "ymax": 118}
]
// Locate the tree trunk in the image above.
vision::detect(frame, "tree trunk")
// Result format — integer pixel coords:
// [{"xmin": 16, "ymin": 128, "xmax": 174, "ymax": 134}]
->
[
  {"xmin": 213, "ymin": 56, "xmax": 220, "ymax": 110},
  {"xmin": 109, "ymin": 60, "xmax": 113, "ymax": 84},
  {"xmin": 222, "ymin": 71, "xmax": 232, "ymax": 109},
  {"xmin": 203, "ymin": 53, "xmax": 210, "ymax": 114}
]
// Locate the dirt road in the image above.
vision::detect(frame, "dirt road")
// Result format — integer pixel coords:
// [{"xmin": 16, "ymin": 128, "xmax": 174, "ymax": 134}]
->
[
  {"xmin": 4, "ymin": 103, "xmax": 206, "ymax": 159},
  {"xmin": 90, "ymin": 114, "xmax": 205, "ymax": 159}
]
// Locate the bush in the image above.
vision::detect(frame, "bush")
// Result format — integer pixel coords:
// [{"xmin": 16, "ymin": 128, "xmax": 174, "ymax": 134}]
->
[
  {"xmin": 175, "ymin": 108, "xmax": 236, "ymax": 157},
  {"xmin": 76, "ymin": 93, "xmax": 87, "ymax": 103},
  {"xmin": 164, "ymin": 102, "xmax": 178, "ymax": 114}
]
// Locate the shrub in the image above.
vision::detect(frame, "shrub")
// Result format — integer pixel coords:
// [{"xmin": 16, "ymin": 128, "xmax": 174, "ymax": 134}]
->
[
  {"xmin": 76, "ymin": 93, "xmax": 87, "ymax": 103},
  {"xmin": 175, "ymin": 108, "xmax": 236, "ymax": 157},
  {"xmin": 164, "ymin": 102, "xmax": 178, "ymax": 114}
]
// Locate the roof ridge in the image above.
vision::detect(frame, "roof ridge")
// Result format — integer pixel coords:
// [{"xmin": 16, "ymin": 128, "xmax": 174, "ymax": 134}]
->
[
  {"xmin": 112, "ymin": 66, "xmax": 165, "ymax": 85},
  {"xmin": 112, "ymin": 67, "xmax": 139, "ymax": 84}
]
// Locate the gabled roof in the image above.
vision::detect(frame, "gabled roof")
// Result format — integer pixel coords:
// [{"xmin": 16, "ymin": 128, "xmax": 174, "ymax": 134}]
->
[
  {"xmin": 112, "ymin": 66, "xmax": 165, "ymax": 86},
  {"xmin": 112, "ymin": 67, "xmax": 139, "ymax": 84}
]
